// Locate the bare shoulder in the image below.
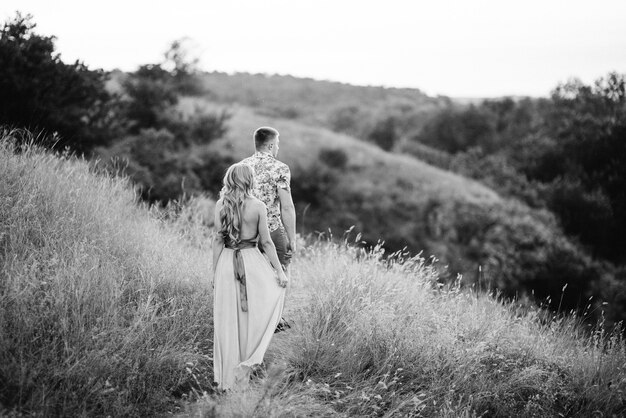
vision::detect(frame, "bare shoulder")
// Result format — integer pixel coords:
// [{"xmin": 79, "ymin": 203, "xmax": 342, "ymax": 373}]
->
[
  {"xmin": 252, "ymin": 196, "xmax": 266, "ymax": 208},
  {"xmin": 249, "ymin": 197, "xmax": 266, "ymax": 212}
]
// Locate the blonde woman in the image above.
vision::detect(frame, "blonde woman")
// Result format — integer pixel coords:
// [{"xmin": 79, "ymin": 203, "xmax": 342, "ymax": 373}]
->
[{"xmin": 212, "ymin": 163, "xmax": 288, "ymax": 390}]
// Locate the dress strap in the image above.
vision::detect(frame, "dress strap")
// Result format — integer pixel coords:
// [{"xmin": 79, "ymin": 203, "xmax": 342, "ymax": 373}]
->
[
  {"xmin": 226, "ymin": 237, "xmax": 258, "ymax": 312},
  {"xmin": 224, "ymin": 236, "xmax": 258, "ymax": 250},
  {"xmin": 233, "ymin": 248, "xmax": 249, "ymax": 312}
]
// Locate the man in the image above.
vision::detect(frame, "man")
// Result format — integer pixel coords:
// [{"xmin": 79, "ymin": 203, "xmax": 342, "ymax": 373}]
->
[{"xmin": 241, "ymin": 126, "xmax": 297, "ymax": 273}]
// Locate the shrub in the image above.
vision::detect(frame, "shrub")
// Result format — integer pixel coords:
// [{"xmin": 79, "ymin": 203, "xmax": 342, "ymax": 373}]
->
[
  {"xmin": 318, "ymin": 147, "xmax": 348, "ymax": 170},
  {"xmin": 97, "ymin": 128, "xmax": 234, "ymax": 203},
  {"xmin": 163, "ymin": 107, "xmax": 230, "ymax": 147},
  {"xmin": 415, "ymin": 106, "xmax": 497, "ymax": 154},
  {"xmin": 368, "ymin": 116, "xmax": 398, "ymax": 151},
  {"xmin": 122, "ymin": 64, "xmax": 179, "ymax": 133},
  {"xmin": 329, "ymin": 105, "xmax": 363, "ymax": 135}
]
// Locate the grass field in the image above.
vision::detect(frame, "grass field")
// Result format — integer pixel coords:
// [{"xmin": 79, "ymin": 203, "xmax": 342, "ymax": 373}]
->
[{"xmin": 2, "ymin": 134, "xmax": 626, "ymax": 416}]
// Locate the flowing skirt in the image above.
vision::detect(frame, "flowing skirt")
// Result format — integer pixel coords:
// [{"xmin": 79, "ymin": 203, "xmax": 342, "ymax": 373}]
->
[{"xmin": 213, "ymin": 247, "xmax": 286, "ymax": 390}]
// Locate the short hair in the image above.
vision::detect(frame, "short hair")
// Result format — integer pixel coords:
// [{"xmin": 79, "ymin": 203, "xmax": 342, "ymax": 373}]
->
[{"xmin": 254, "ymin": 127, "xmax": 279, "ymax": 149}]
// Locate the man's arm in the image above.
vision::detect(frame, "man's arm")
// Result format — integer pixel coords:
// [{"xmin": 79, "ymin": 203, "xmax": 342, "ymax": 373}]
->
[
  {"xmin": 278, "ymin": 187, "xmax": 297, "ymax": 252},
  {"xmin": 257, "ymin": 200, "xmax": 289, "ymax": 286}
]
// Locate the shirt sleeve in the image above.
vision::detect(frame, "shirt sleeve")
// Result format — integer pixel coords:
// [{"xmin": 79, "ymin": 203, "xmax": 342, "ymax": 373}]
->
[{"xmin": 275, "ymin": 163, "xmax": 291, "ymax": 191}]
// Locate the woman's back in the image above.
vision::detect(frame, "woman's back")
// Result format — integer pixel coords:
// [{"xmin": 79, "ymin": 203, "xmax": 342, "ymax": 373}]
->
[{"xmin": 237, "ymin": 197, "xmax": 261, "ymax": 241}]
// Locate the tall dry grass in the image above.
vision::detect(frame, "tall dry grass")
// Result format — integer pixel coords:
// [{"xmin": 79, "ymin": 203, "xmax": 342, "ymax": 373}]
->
[
  {"xmin": 2, "ymin": 132, "xmax": 626, "ymax": 417},
  {"xmin": 194, "ymin": 237, "xmax": 626, "ymax": 417},
  {"xmin": 0, "ymin": 134, "xmax": 214, "ymax": 416}
]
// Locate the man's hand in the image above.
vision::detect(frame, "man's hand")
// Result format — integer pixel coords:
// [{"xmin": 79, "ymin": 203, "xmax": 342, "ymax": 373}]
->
[
  {"xmin": 287, "ymin": 238, "xmax": 297, "ymax": 254},
  {"xmin": 277, "ymin": 270, "xmax": 289, "ymax": 288}
]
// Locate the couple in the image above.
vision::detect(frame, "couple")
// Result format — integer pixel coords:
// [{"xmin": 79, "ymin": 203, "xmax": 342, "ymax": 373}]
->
[{"xmin": 212, "ymin": 127, "xmax": 297, "ymax": 390}]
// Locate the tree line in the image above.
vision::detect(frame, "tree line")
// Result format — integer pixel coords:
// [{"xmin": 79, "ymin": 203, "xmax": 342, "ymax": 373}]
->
[
  {"xmin": 407, "ymin": 76, "xmax": 626, "ymax": 266},
  {"xmin": 0, "ymin": 13, "xmax": 232, "ymax": 202}
]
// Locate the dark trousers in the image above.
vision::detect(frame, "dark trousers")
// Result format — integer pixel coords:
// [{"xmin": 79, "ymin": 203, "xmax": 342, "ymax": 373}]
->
[{"xmin": 263, "ymin": 226, "xmax": 292, "ymax": 331}]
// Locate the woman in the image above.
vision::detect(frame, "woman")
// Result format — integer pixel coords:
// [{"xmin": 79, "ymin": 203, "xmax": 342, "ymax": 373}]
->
[{"xmin": 212, "ymin": 163, "xmax": 289, "ymax": 390}]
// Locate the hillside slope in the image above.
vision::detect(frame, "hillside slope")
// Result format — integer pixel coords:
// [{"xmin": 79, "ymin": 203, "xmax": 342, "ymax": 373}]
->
[
  {"xmin": 181, "ymin": 99, "xmax": 499, "ymax": 204},
  {"xmin": 181, "ymin": 99, "xmax": 593, "ymax": 304},
  {"xmin": 1, "ymin": 136, "xmax": 625, "ymax": 417},
  {"xmin": 198, "ymin": 71, "xmax": 449, "ymax": 121},
  {"xmin": 196, "ymin": 240, "xmax": 626, "ymax": 417},
  {"xmin": 0, "ymin": 137, "xmax": 213, "ymax": 416}
]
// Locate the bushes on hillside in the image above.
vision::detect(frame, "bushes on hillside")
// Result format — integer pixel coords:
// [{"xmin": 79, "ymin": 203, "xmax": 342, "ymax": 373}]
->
[
  {"xmin": 446, "ymin": 200, "xmax": 599, "ymax": 310},
  {"xmin": 405, "ymin": 74, "xmax": 626, "ymax": 324},
  {"xmin": 414, "ymin": 98, "xmax": 545, "ymax": 155},
  {"xmin": 417, "ymin": 106, "xmax": 497, "ymax": 153},
  {"xmin": 449, "ymin": 148, "xmax": 547, "ymax": 209},
  {"xmin": 329, "ymin": 105, "xmax": 364, "ymax": 136},
  {"xmin": 96, "ymin": 44, "xmax": 231, "ymax": 203},
  {"xmin": 541, "ymin": 75, "xmax": 626, "ymax": 262},
  {"xmin": 292, "ymin": 144, "xmax": 617, "ymax": 323},
  {"xmin": 122, "ymin": 64, "xmax": 180, "ymax": 133},
  {"xmin": 412, "ymin": 74, "xmax": 626, "ymax": 266},
  {"xmin": 367, "ymin": 116, "xmax": 399, "ymax": 151},
  {"xmin": 318, "ymin": 147, "xmax": 348, "ymax": 170},
  {"xmin": 98, "ymin": 126, "xmax": 234, "ymax": 202},
  {"xmin": 291, "ymin": 155, "xmax": 341, "ymax": 210}
]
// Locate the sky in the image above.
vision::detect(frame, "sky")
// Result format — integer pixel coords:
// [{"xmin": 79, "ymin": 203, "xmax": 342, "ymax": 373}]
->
[{"xmin": 2, "ymin": 0, "xmax": 626, "ymax": 98}]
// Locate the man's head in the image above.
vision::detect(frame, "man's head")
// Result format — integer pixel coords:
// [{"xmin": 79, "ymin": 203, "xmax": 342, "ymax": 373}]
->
[{"xmin": 254, "ymin": 126, "xmax": 280, "ymax": 157}]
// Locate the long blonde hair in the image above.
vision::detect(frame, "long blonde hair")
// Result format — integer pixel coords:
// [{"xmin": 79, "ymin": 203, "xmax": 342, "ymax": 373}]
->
[{"xmin": 219, "ymin": 163, "xmax": 255, "ymax": 243}]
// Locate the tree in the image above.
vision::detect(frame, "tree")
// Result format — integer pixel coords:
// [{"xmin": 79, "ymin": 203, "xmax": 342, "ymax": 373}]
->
[
  {"xmin": 319, "ymin": 147, "xmax": 348, "ymax": 170},
  {"xmin": 329, "ymin": 105, "xmax": 362, "ymax": 135},
  {"xmin": 163, "ymin": 38, "xmax": 203, "ymax": 95},
  {"xmin": 368, "ymin": 116, "xmax": 398, "ymax": 151},
  {"xmin": 536, "ymin": 73, "xmax": 626, "ymax": 261},
  {"xmin": 0, "ymin": 13, "xmax": 114, "ymax": 152},
  {"xmin": 122, "ymin": 64, "xmax": 178, "ymax": 133},
  {"xmin": 415, "ymin": 106, "xmax": 497, "ymax": 154},
  {"xmin": 121, "ymin": 38, "xmax": 208, "ymax": 133}
]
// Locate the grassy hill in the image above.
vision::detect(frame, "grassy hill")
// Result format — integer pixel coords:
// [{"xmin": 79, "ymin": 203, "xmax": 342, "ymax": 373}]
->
[
  {"xmin": 0, "ymin": 136, "xmax": 213, "ymax": 416},
  {"xmin": 1, "ymin": 136, "xmax": 625, "ymax": 416},
  {"xmin": 178, "ymin": 99, "xmax": 598, "ymax": 310},
  {"xmin": 198, "ymin": 71, "xmax": 449, "ymax": 124},
  {"xmin": 181, "ymin": 99, "xmax": 497, "ymax": 200},
  {"xmin": 100, "ymin": 69, "xmax": 625, "ymax": 323},
  {"xmin": 107, "ymin": 70, "xmax": 450, "ymax": 137}
]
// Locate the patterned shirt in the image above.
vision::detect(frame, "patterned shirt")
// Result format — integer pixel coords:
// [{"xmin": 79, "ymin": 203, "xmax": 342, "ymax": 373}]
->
[{"xmin": 241, "ymin": 152, "xmax": 291, "ymax": 232}]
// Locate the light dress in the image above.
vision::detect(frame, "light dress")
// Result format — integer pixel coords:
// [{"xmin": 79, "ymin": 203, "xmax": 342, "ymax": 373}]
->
[{"xmin": 213, "ymin": 236, "xmax": 286, "ymax": 390}]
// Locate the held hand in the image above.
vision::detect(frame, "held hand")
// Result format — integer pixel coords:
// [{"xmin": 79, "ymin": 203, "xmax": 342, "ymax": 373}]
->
[
  {"xmin": 287, "ymin": 238, "xmax": 297, "ymax": 254},
  {"xmin": 277, "ymin": 270, "xmax": 289, "ymax": 288}
]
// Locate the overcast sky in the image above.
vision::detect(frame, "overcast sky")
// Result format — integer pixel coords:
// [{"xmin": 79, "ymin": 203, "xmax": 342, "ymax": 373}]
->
[{"xmin": 3, "ymin": 0, "xmax": 626, "ymax": 98}]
